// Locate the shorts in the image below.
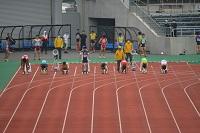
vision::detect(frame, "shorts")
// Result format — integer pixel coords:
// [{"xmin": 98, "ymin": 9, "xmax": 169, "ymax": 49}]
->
[
  {"xmin": 161, "ymin": 65, "xmax": 167, "ymax": 70},
  {"xmin": 142, "ymin": 63, "xmax": 147, "ymax": 69},
  {"xmin": 141, "ymin": 43, "xmax": 145, "ymax": 47},
  {"xmin": 101, "ymin": 44, "xmax": 106, "ymax": 49},
  {"xmin": 90, "ymin": 40, "xmax": 95, "ymax": 44},
  {"xmin": 76, "ymin": 39, "xmax": 80, "ymax": 42},
  {"xmin": 101, "ymin": 64, "xmax": 106, "ymax": 70},
  {"xmin": 82, "ymin": 58, "xmax": 88, "ymax": 63},
  {"xmin": 35, "ymin": 46, "xmax": 41, "ymax": 51},
  {"xmin": 41, "ymin": 64, "xmax": 48, "ymax": 70},
  {"xmin": 62, "ymin": 66, "xmax": 69, "ymax": 70}
]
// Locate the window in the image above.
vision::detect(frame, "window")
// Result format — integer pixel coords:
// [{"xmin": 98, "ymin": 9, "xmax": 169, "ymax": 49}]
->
[{"xmin": 62, "ymin": 0, "xmax": 77, "ymax": 13}]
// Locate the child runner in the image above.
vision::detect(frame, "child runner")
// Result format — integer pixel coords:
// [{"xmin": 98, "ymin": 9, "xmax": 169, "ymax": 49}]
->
[
  {"xmin": 21, "ymin": 55, "xmax": 31, "ymax": 74},
  {"xmin": 101, "ymin": 62, "xmax": 108, "ymax": 74},
  {"xmin": 115, "ymin": 46, "xmax": 125, "ymax": 73},
  {"xmin": 62, "ymin": 61, "xmax": 69, "ymax": 74},
  {"xmin": 99, "ymin": 34, "xmax": 107, "ymax": 58},
  {"xmin": 40, "ymin": 60, "xmax": 48, "ymax": 74},
  {"xmin": 161, "ymin": 59, "xmax": 168, "ymax": 74},
  {"xmin": 80, "ymin": 46, "xmax": 90, "ymax": 74},
  {"xmin": 140, "ymin": 57, "xmax": 148, "ymax": 73},
  {"xmin": 120, "ymin": 59, "xmax": 128, "ymax": 73}
]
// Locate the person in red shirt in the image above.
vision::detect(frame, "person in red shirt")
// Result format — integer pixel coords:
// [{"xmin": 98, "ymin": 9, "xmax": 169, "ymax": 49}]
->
[
  {"xmin": 99, "ymin": 33, "xmax": 107, "ymax": 58},
  {"xmin": 21, "ymin": 55, "xmax": 31, "ymax": 74},
  {"xmin": 120, "ymin": 59, "xmax": 128, "ymax": 73}
]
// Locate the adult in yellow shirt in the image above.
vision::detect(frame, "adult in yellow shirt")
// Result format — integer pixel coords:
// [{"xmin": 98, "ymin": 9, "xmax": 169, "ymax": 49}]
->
[
  {"xmin": 54, "ymin": 35, "xmax": 64, "ymax": 59},
  {"xmin": 117, "ymin": 33, "xmax": 124, "ymax": 47},
  {"xmin": 124, "ymin": 40, "xmax": 133, "ymax": 64},
  {"xmin": 115, "ymin": 46, "xmax": 125, "ymax": 72},
  {"xmin": 89, "ymin": 31, "xmax": 97, "ymax": 53}
]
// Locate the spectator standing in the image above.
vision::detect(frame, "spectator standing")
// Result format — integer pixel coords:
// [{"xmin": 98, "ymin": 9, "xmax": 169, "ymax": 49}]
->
[
  {"xmin": 124, "ymin": 40, "xmax": 133, "ymax": 64},
  {"xmin": 117, "ymin": 33, "xmax": 124, "ymax": 47},
  {"xmin": 75, "ymin": 29, "xmax": 81, "ymax": 51},
  {"xmin": 6, "ymin": 33, "xmax": 15, "ymax": 52},
  {"xmin": 41, "ymin": 31, "xmax": 48, "ymax": 54},
  {"xmin": 63, "ymin": 33, "xmax": 70, "ymax": 53},
  {"xmin": 195, "ymin": 32, "xmax": 200, "ymax": 54},
  {"xmin": 164, "ymin": 20, "xmax": 170, "ymax": 37},
  {"xmin": 4, "ymin": 36, "xmax": 12, "ymax": 61},
  {"xmin": 171, "ymin": 19, "xmax": 177, "ymax": 37},
  {"xmin": 137, "ymin": 32, "xmax": 142, "ymax": 55},
  {"xmin": 80, "ymin": 30, "xmax": 87, "ymax": 50},
  {"xmin": 89, "ymin": 30, "xmax": 97, "ymax": 53},
  {"xmin": 54, "ymin": 35, "xmax": 64, "ymax": 59},
  {"xmin": 115, "ymin": 46, "xmax": 125, "ymax": 72},
  {"xmin": 99, "ymin": 33, "xmax": 107, "ymax": 58},
  {"xmin": 140, "ymin": 33, "xmax": 147, "ymax": 57},
  {"xmin": 33, "ymin": 35, "xmax": 42, "ymax": 60}
]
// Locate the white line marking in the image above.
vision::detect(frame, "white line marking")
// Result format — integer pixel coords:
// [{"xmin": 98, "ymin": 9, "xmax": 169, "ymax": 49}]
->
[
  {"xmin": 151, "ymin": 65, "xmax": 182, "ymax": 133},
  {"xmin": 184, "ymin": 82, "xmax": 200, "ymax": 117},
  {"xmin": 90, "ymin": 66, "xmax": 96, "ymax": 133},
  {"xmin": 62, "ymin": 66, "xmax": 84, "ymax": 133},
  {"xmin": 32, "ymin": 71, "xmax": 57, "ymax": 133},
  {"xmin": 3, "ymin": 66, "xmax": 39, "ymax": 133},
  {"xmin": 113, "ymin": 67, "xmax": 123, "ymax": 133},
  {"xmin": 0, "ymin": 66, "xmax": 21, "ymax": 98}
]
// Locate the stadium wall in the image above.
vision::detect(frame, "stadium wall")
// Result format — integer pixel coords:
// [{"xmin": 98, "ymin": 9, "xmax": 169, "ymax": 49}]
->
[{"xmin": 0, "ymin": 0, "xmax": 52, "ymax": 26}]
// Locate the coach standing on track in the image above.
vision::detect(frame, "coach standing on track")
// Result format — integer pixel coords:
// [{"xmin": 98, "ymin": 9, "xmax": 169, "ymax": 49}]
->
[
  {"xmin": 115, "ymin": 46, "xmax": 125, "ymax": 72},
  {"xmin": 54, "ymin": 35, "xmax": 64, "ymax": 59}
]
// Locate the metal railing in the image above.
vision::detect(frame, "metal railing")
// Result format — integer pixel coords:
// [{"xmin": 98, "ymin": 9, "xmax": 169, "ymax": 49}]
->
[
  {"xmin": 0, "ymin": 24, "xmax": 71, "ymax": 50},
  {"xmin": 129, "ymin": 1, "xmax": 165, "ymax": 36}
]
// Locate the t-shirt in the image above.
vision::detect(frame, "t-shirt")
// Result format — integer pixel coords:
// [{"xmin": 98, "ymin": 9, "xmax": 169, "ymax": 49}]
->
[
  {"xmin": 141, "ymin": 58, "xmax": 147, "ymax": 63},
  {"xmin": 80, "ymin": 49, "xmax": 89, "ymax": 60},
  {"xmin": 161, "ymin": 60, "xmax": 167, "ymax": 65},
  {"xmin": 90, "ymin": 32, "xmax": 97, "ymax": 40}
]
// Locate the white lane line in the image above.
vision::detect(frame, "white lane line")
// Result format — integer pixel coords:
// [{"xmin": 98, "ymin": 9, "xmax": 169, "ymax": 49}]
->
[
  {"xmin": 161, "ymin": 79, "xmax": 197, "ymax": 133},
  {"xmin": 1, "ymin": 64, "xmax": 194, "ymax": 98},
  {"xmin": 113, "ymin": 67, "xmax": 123, "ymax": 133},
  {"xmin": 184, "ymin": 82, "xmax": 200, "ymax": 117},
  {"xmin": 0, "ymin": 66, "xmax": 21, "ymax": 98},
  {"xmin": 32, "ymin": 71, "xmax": 57, "ymax": 133},
  {"xmin": 170, "ymin": 65, "xmax": 200, "ymax": 117},
  {"xmin": 90, "ymin": 66, "xmax": 96, "ymax": 133},
  {"xmin": 31, "ymin": 66, "xmax": 78, "ymax": 133},
  {"xmin": 151, "ymin": 65, "xmax": 182, "ymax": 133},
  {"xmin": 2, "ymin": 66, "xmax": 39, "ymax": 133}
]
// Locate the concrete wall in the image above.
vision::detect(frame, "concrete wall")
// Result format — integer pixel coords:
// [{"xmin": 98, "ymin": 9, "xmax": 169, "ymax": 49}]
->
[
  {"xmin": 166, "ymin": 37, "xmax": 196, "ymax": 55},
  {"xmin": 82, "ymin": 0, "xmax": 129, "ymax": 33},
  {"xmin": 62, "ymin": 12, "xmax": 80, "ymax": 49},
  {"xmin": 0, "ymin": 0, "xmax": 51, "ymax": 25}
]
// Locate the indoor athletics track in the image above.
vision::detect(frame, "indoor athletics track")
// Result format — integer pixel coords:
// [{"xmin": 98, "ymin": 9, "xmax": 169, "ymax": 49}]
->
[{"xmin": 0, "ymin": 62, "xmax": 200, "ymax": 133}]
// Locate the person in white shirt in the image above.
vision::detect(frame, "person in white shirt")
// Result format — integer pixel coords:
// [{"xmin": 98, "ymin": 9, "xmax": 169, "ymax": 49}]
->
[{"xmin": 161, "ymin": 59, "xmax": 168, "ymax": 74}]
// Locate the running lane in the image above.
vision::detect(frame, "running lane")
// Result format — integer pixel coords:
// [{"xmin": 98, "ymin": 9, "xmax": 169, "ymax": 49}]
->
[
  {"xmin": 30, "ymin": 64, "xmax": 78, "ymax": 133},
  {"xmin": 62, "ymin": 64, "xmax": 95, "ymax": 133},
  {"xmin": 0, "ymin": 65, "xmax": 38, "ymax": 132},
  {"xmin": 92, "ymin": 65, "xmax": 120, "ymax": 133},
  {"xmin": 2, "ymin": 65, "xmax": 56, "ymax": 133}
]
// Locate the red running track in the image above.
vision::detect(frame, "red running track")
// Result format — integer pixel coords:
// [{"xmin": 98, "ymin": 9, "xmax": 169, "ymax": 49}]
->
[{"xmin": 0, "ymin": 62, "xmax": 200, "ymax": 133}]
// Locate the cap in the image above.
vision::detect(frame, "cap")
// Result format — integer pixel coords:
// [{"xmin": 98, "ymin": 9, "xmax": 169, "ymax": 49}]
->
[
  {"xmin": 141, "ymin": 57, "xmax": 147, "ymax": 63},
  {"xmin": 42, "ymin": 60, "xmax": 47, "ymax": 64}
]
